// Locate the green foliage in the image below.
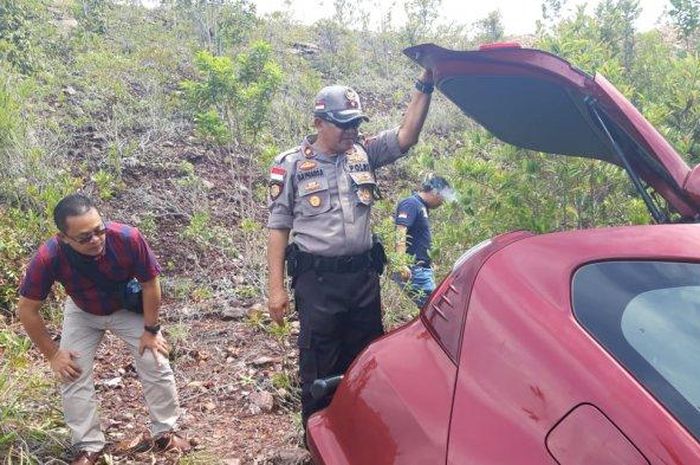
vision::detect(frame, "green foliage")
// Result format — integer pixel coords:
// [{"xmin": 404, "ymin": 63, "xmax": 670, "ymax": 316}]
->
[
  {"xmin": 314, "ymin": 19, "xmax": 361, "ymax": 78},
  {"xmin": 0, "ymin": 204, "xmax": 71, "ymax": 316},
  {"xmin": 595, "ymin": 0, "xmax": 640, "ymax": 71},
  {"xmin": 181, "ymin": 211, "xmax": 216, "ymax": 248},
  {"xmin": 137, "ymin": 213, "xmax": 157, "ymax": 239},
  {"xmin": 271, "ymin": 370, "xmax": 293, "ymax": 391},
  {"xmin": 91, "ymin": 169, "xmax": 122, "ymax": 200},
  {"xmin": 167, "ymin": 0, "xmax": 257, "ymax": 54},
  {"xmin": 0, "ymin": 211, "xmax": 27, "ymax": 315},
  {"xmin": 403, "ymin": 0, "xmax": 442, "ymax": 46},
  {"xmin": 474, "ymin": 10, "xmax": 505, "ymax": 44},
  {"xmin": 0, "ymin": 327, "xmax": 64, "ymax": 463},
  {"xmin": 669, "ymin": 0, "xmax": 700, "ymax": 49},
  {"xmin": 180, "ymin": 41, "xmax": 282, "ymax": 145},
  {"xmin": 0, "ymin": 0, "xmax": 45, "ymax": 73},
  {"xmin": 0, "ymin": 69, "xmax": 22, "ymax": 149},
  {"xmin": 73, "ymin": 0, "xmax": 109, "ymax": 35},
  {"xmin": 237, "ymin": 41, "xmax": 283, "ymax": 137},
  {"xmin": 194, "ymin": 108, "xmax": 230, "ymax": 143}
]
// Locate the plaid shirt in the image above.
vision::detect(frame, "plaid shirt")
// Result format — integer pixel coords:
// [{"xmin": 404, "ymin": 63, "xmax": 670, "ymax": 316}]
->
[{"xmin": 19, "ymin": 222, "xmax": 161, "ymax": 315}]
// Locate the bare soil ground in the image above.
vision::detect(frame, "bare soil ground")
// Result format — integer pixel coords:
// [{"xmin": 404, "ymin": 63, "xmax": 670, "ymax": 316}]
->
[{"xmin": 21, "ymin": 301, "xmax": 310, "ymax": 465}]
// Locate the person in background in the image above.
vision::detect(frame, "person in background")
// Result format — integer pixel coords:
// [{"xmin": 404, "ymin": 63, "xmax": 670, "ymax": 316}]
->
[
  {"xmin": 17, "ymin": 193, "xmax": 191, "ymax": 465},
  {"xmin": 266, "ymin": 69, "xmax": 435, "ymax": 430},
  {"xmin": 394, "ymin": 175, "xmax": 454, "ymax": 308}
]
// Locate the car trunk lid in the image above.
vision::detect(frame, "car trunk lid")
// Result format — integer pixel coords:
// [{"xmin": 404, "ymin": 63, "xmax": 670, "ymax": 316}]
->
[{"xmin": 404, "ymin": 43, "xmax": 700, "ymax": 221}]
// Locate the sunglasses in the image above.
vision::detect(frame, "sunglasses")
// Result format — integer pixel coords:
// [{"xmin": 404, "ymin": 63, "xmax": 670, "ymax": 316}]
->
[
  {"xmin": 324, "ymin": 118, "xmax": 362, "ymax": 130},
  {"xmin": 66, "ymin": 224, "xmax": 107, "ymax": 244}
]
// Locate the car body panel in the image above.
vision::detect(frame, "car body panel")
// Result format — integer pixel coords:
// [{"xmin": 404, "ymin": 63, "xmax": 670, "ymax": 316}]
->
[
  {"xmin": 446, "ymin": 225, "xmax": 700, "ymax": 464},
  {"xmin": 307, "ymin": 319, "xmax": 456, "ymax": 465},
  {"xmin": 403, "ymin": 43, "xmax": 700, "ymax": 218},
  {"xmin": 423, "ymin": 231, "xmax": 534, "ymax": 363}
]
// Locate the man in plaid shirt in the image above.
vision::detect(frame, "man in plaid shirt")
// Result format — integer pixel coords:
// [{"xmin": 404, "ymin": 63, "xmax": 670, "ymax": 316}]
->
[{"xmin": 18, "ymin": 194, "xmax": 191, "ymax": 464}]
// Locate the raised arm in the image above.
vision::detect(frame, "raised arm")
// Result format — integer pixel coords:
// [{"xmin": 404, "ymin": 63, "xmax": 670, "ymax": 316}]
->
[{"xmin": 397, "ymin": 68, "xmax": 434, "ymax": 153}]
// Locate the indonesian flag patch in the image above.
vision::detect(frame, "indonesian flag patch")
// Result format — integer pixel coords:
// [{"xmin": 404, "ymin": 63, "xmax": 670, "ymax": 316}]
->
[
  {"xmin": 398, "ymin": 212, "xmax": 408, "ymax": 219},
  {"xmin": 314, "ymin": 99, "xmax": 326, "ymax": 111},
  {"xmin": 270, "ymin": 166, "xmax": 286, "ymax": 182}
]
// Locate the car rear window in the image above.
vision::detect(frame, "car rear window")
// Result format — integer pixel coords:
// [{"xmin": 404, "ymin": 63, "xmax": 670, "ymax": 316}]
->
[{"xmin": 572, "ymin": 261, "xmax": 700, "ymax": 441}]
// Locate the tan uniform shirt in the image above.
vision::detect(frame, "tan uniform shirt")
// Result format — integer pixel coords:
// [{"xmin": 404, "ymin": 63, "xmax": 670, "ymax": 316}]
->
[{"xmin": 267, "ymin": 127, "xmax": 403, "ymax": 256}]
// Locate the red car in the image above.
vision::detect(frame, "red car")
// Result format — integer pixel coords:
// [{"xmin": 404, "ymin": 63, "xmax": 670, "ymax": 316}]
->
[{"xmin": 307, "ymin": 44, "xmax": 700, "ymax": 464}]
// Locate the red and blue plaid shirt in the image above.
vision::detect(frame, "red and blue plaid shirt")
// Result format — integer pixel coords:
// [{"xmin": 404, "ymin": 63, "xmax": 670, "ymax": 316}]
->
[{"xmin": 19, "ymin": 222, "xmax": 161, "ymax": 315}]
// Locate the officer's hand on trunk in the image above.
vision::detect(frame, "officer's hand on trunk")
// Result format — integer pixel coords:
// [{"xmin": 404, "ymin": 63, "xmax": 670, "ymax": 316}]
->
[{"xmin": 268, "ymin": 287, "xmax": 289, "ymax": 325}]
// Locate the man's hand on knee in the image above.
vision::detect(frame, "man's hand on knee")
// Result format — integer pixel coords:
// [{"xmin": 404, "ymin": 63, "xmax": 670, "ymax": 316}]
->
[
  {"xmin": 139, "ymin": 332, "xmax": 170, "ymax": 366},
  {"xmin": 50, "ymin": 348, "xmax": 82, "ymax": 382}
]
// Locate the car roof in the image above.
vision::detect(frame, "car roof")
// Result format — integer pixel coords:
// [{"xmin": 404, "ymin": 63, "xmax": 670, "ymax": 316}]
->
[{"xmin": 482, "ymin": 224, "xmax": 700, "ymax": 311}]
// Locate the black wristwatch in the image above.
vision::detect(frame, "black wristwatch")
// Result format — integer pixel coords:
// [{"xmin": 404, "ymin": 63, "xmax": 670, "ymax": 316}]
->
[
  {"xmin": 415, "ymin": 79, "xmax": 434, "ymax": 94},
  {"xmin": 144, "ymin": 324, "xmax": 161, "ymax": 335}
]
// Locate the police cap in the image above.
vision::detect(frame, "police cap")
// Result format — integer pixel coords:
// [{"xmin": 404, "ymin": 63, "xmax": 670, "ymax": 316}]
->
[{"xmin": 313, "ymin": 85, "xmax": 369, "ymax": 124}]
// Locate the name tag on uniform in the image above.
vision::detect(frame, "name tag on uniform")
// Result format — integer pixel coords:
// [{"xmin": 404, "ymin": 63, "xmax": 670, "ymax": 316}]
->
[{"xmin": 297, "ymin": 168, "xmax": 324, "ymax": 182}]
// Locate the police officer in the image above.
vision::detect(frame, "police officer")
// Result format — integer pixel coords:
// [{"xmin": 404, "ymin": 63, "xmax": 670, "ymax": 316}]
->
[{"xmin": 266, "ymin": 69, "xmax": 434, "ymax": 428}]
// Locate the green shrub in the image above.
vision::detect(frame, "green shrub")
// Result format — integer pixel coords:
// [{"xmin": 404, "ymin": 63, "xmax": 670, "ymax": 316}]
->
[{"xmin": 180, "ymin": 41, "xmax": 282, "ymax": 145}]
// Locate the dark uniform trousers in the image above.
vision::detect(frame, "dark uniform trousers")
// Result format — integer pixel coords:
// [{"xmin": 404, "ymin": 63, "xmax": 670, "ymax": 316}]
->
[{"xmin": 294, "ymin": 266, "xmax": 384, "ymax": 426}]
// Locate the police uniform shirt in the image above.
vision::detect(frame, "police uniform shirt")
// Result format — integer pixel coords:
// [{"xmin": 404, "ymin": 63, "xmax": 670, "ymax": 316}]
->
[{"xmin": 267, "ymin": 127, "xmax": 402, "ymax": 257}]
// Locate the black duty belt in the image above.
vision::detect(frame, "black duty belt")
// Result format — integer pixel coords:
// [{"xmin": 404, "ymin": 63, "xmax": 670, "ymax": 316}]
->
[{"xmin": 297, "ymin": 250, "xmax": 372, "ymax": 274}]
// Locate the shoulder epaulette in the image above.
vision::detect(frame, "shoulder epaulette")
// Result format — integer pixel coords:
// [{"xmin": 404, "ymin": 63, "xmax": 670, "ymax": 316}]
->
[{"xmin": 274, "ymin": 147, "xmax": 301, "ymax": 164}]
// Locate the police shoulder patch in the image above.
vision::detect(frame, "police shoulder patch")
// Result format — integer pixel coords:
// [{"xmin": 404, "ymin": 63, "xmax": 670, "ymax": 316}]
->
[{"xmin": 269, "ymin": 182, "xmax": 283, "ymax": 200}]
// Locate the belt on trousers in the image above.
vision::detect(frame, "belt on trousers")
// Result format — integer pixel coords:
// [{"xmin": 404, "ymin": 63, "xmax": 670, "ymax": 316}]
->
[{"xmin": 296, "ymin": 250, "xmax": 372, "ymax": 273}]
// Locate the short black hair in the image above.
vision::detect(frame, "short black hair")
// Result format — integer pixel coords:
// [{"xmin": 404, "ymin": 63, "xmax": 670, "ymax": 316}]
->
[
  {"xmin": 421, "ymin": 175, "xmax": 450, "ymax": 192},
  {"xmin": 53, "ymin": 194, "xmax": 96, "ymax": 233}
]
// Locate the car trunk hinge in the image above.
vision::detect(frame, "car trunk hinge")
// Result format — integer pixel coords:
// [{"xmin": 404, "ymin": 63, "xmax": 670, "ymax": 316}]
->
[{"xmin": 586, "ymin": 98, "xmax": 669, "ymax": 224}]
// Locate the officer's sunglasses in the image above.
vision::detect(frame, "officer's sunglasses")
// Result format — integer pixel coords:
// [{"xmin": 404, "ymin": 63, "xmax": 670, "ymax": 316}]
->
[
  {"xmin": 323, "ymin": 118, "xmax": 362, "ymax": 130},
  {"xmin": 66, "ymin": 224, "xmax": 107, "ymax": 244}
]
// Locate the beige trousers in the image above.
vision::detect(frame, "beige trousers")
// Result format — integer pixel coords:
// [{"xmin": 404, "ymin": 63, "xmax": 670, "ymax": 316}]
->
[{"xmin": 60, "ymin": 298, "xmax": 180, "ymax": 452}]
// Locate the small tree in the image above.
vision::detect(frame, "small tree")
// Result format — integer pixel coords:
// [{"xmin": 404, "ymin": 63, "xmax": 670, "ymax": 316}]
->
[
  {"xmin": 403, "ymin": 0, "xmax": 442, "ymax": 46},
  {"xmin": 180, "ymin": 40, "xmax": 282, "ymax": 145},
  {"xmin": 595, "ymin": 0, "xmax": 640, "ymax": 72},
  {"xmin": 474, "ymin": 10, "xmax": 505, "ymax": 44},
  {"xmin": 668, "ymin": 0, "xmax": 700, "ymax": 51}
]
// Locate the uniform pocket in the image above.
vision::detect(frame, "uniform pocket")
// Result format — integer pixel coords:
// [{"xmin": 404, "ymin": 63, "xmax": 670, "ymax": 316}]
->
[
  {"xmin": 299, "ymin": 176, "xmax": 331, "ymax": 216},
  {"xmin": 348, "ymin": 172, "xmax": 377, "ymax": 206}
]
